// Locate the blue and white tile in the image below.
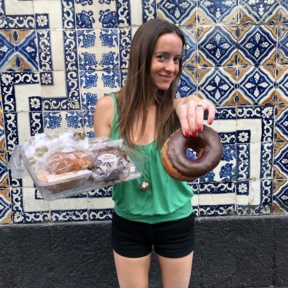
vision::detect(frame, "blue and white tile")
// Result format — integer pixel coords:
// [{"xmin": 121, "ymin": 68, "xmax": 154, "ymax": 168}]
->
[
  {"xmin": 49, "ymin": 196, "xmax": 89, "ymax": 223},
  {"xmin": 198, "ymin": 67, "xmax": 237, "ymax": 106},
  {"xmin": 39, "ymin": 30, "xmax": 66, "ymax": 72},
  {"xmin": 0, "ymin": 110, "xmax": 5, "ymax": 152},
  {"xmin": 0, "ymin": 188, "xmax": 11, "ymax": 224},
  {"xmin": 77, "ymin": 28, "xmax": 120, "ymax": 71},
  {"xmin": 197, "ymin": 182, "xmax": 236, "ymax": 217},
  {"xmin": 11, "ymin": 187, "xmax": 50, "ymax": 224},
  {"xmin": 0, "ymin": 151, "xmax": 8, "ymax": 188},
  {"xmin": 117, "ymin": 0, "xmax": 156, "ymax": 27},
  {"xmin": 43, "ymin": 110, "xmax": 85, "ymax": 134},
  {"xmin": 277, "ymin": 24, "xmax": 288, "ymax": 65},
  {"xmin": 75, "ymin": 0, "xmax": 117, "ymax": 29},
  {"xmin": 279, "ymin": 0, "xmax": 288, "ymax": 23},
  {"xmin": 0, "ymin": 0, "xmax": 287, "ymax": 223},
  {"xmin": 0, "ymin": 0, "xmax": 35, "ymax": 29},
  {"xmin": 34, "ymin": 0, "xmax": 63, "ymax": 29},
  {"xmin": 119, "ymin": 28, "xmax": 132, "ymax": 69},
  {"xmin": 181, "ymin": 25, "xmax": 197, "ymax": 64},
  {"xmin": 274, "ymin": 142, "xmax": 288, "ymax": 179},
  {"xmin": 1, "ymin": 72, "xmax": 41, "ymax": 113},
  {"xmin": 237, "ymin": 66, "xmax": 275, "ymax": 104},
  {"xmin": 197, "ymin": 25, "xmax": 238, "ymax": 67},
  {"xmin": 275, "ymin": 105, "xmax": 288, "ymax": 141},
  {"xmin": 80, "ymin": 70, "xmax": 121, "ymax": 102},
  {"xmin": 274, "ymin": 67, "xmax": 288, "ymax": 105},
  {"xmin": 238, "ymin": 24, "xmax": 277, "ymax": 66},
  {"xmin": 0, "ymin": 29, "xmax": 38, "ymax": 72},
  {"xmin": 197, "ymin": 0, "xmax": 238, "ymax": 25},
  {"xmin": 273, "ymin": 179, "xmax": 288, "ymax": 214},
  {"xmin": 88, "ymin": 188, "xmax": 114, "ymax": 221},
  {"xmin": 81, "ymin": 109, "xmax": 96, "ymax": 138},
  {"xmin": 157, "ymin": 0, "xmax": 197, "ymax": 25},
  {"xmin": 236, "ymin": 179, "xmax": 272, "ymax": 215},
  {"xmin": 239, "ymin": 0, "xmax": 280, "ymax": 24}
]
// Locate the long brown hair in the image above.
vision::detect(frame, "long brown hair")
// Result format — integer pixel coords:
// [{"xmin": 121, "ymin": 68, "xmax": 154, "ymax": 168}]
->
[{"xmin": 116, "ymin": 18, "xmax": 185, "ymax": 148}]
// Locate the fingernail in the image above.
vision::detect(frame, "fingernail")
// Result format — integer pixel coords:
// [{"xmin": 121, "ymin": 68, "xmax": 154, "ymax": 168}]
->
[
  {"xmin": 184, "ymin": 130, "xmax": 190, "ymax": 137},
  {"xmin": 192, "ymin": 131, "xmax": 197, "ymax": 137},
  {"xmin": 208, "ymin": 119, "xmax": 213, "ymax": 125},
  {"xmin": 197, "ymin": 124, "xmax": 202, "ymax": 132}
]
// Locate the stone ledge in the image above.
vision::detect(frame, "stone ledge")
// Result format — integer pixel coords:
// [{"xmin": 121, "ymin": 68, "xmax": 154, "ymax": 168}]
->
[{"xmin": 0, "ymin": 216, "xmax": 287, "ymax": 288}]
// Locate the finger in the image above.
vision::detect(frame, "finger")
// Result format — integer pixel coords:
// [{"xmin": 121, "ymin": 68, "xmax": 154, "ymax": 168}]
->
[
  {"xmin": 195, "ymin": 105, "xmax": 205, "ymax": 132},
  {"xmin": 195, "ymin": 100, "xmax": 216, "ymax": 126},
  {"xmin": 205, "ymin": 103, "xmax": 216, "ymax": 125},
  {"xmin": 177, "ymin": 103, "xmax": 190, "ymax": 136}
]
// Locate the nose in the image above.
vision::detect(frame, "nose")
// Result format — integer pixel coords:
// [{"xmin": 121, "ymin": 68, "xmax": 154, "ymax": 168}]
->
[{"xmin": 165, "ymin": 59, "xmax": 176, "ymax": 72}]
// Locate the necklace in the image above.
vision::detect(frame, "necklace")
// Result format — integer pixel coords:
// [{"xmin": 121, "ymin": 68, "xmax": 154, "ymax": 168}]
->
[
  {"xmin": 140, "ymin": 146, "xmax": 149, "ymax": 191},
  {"xmin": 140, "ymin": 176, "xmax": 149, "ymax": 190}
]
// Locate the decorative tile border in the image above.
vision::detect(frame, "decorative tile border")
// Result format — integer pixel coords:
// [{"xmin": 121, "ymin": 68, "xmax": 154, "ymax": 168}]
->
[{"xmin": 0, "ymin": 0, "xmax": 287, "ymax": 223}]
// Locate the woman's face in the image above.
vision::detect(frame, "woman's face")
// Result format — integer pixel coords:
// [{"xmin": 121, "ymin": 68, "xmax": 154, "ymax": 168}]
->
[{"xmin": 150, "ymin": 32, "xmax": 183, "ymax": 92}]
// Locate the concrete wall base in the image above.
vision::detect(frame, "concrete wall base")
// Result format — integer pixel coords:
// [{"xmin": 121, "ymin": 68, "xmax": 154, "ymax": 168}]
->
[{"xmin": 0, "ymin": 215, "xmax": 287, "ymax": 288}]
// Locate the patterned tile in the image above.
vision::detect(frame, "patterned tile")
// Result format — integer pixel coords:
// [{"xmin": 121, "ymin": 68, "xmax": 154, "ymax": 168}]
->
[
  {"xmin": 275, "ymin": 104, "xmax": 288, "ymax": 142},
  {"xmin": 77, "ymin": 28, "xmax": 120, "ymax": 71},
  {"xmin": 238, "ymin": 24, "xmax": 277, "ymax": 66},
  {"xmin": 157, "ymin": 0, "xmax": 197, "ymax": 25},
  {"xmin": 197, "ymin": 67, "xmax": 237, "ymax": 106},
  {"xmin": 0, "ymin": 151, "xmax": 9, "ymax": 188},
  {"xmin": 239, "ymin": 0, "xmax": 280, "ymax": 24},
  {"xmin": 0, "ymin": 30, "xmax": 38, "ymax": 72},
  {"xmin": 273, "ymin": 179, "xmax": 288, "ymax": 214},
  {"xmin": 34, "ymin": 0, "xmax": 63, "ymax": 29},
  {"xmin": 11, "ymin": 187, "xmax": 50, "ymax": 224},
  {"xmin": 75, "ymin": 0, "xmax": 117, "ymax": 29},
  {"xmin": 197, "ymin": 26, "xmax": 238, "ymax": 67},
  {"xmin": 197, "ymin": 0, "xmax": 238, "ymax": 25},
  {"xmin": 277, "ymin": 24, "xmax": 288, "ymax": 65},
  {"xmin": 0, "ymin": 0, "xmax": 35, "ymax": 29},
  {"xmin": 0, "ymin": 111, "xmax": 5, "ymax": 152},
  {"xmin": 274, "ymin": 142, "xmax": 288, "ymax": 179},
  {"xmin": 0, "ymin": 188, "xmax": 11, "ymax": 224},
  {"xmin": 237, "ymin": 66, "xmax": 275, "ymax": 104},
  {"xmin": 273, "ymin": 65, "xmax": 288, "ymax": 104},
  {"xmin": 279, "ymin": 0, "xmax": 288, "ymax": 23},
  {"xmin": 0, "ymin": 0, "xmax": 287, "ymax": 224}
]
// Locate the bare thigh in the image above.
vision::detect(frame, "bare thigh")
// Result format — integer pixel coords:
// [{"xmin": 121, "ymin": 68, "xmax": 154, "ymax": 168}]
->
[
  {"xmin": 113, "ymin": 251, "xmax": 151, "ymax": 288},
  {"xmin": 157, "ymin": 252, "xmax": 194, "ymax": 288}
]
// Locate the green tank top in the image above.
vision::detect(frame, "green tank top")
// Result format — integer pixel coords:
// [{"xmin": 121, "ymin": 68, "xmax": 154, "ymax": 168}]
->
[{"xmin": 109, "ymin": 93, "xmax": 194, "ymax": 224}]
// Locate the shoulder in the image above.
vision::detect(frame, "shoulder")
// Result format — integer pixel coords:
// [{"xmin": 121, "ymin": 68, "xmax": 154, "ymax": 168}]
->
[
  {"xmin": 96, "ymin": 94, "xmax": 115, "ymax": 110},
  {"xmin": 94, "ymin": 94, "xmax": 116, "ymax": 136}
]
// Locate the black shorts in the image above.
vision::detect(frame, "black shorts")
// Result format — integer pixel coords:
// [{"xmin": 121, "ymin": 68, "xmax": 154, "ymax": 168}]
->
[{"xmin": 111, "ymin": 212, "xmax": 195, "ymax": 258}]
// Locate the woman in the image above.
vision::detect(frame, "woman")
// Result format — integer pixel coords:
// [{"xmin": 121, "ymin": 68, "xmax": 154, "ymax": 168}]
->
[{"xmin": 94, "ymin": 18, "xmax": 215, "ymax": 288}]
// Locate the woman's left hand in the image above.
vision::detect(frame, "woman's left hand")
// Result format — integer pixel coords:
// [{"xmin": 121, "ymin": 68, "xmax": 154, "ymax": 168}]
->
[{"xmin": 175, "ymin": 95, "xmax": 215, "ymax": 137}]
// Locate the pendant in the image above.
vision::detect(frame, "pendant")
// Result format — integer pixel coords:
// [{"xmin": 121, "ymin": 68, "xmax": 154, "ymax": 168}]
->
[{"xmin": 140, "ymin": 181, "xmax": 149, "ymax": 191}]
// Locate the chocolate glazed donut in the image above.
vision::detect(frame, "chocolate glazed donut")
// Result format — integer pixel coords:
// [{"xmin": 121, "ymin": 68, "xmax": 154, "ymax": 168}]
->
[{"xmin": 161, "ymin": 125, "xmax": 223, "ymax": 181}]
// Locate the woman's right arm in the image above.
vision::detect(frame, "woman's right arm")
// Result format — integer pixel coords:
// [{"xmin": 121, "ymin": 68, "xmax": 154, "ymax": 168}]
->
[{"xmin": 93, "ymin": 95, "xmax": 115, "ymax": 137}]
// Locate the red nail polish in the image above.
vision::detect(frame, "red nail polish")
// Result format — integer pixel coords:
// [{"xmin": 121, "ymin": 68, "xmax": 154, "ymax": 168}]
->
[
  {"xmin": 192, "ymin": 131, "xmax": 197, "ymax": 137},
  {"xmin": 184, "ymin": 130, "xmax": 190, "ymax": 137},
  {"xmin": 208, "ymin": 119, "xmax": 213, "ymax": 125},
  {"xmin": 197, "ymin": 124, "xmax": 202, "ymax": 132}
]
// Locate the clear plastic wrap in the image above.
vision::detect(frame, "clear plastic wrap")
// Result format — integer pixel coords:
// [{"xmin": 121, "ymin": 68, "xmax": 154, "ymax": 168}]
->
[{"xmin": 8, "ymin": 131, "xmax": 150, "ymax": 200}]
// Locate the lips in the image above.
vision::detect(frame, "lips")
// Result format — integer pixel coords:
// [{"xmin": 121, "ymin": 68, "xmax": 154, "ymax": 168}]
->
[{"xmin": 159, "ymin": 74, "xmax": 174, "ymax": 81}]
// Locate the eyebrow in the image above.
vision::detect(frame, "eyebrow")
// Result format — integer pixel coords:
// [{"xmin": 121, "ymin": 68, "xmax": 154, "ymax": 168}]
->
[{"xmin": 154, "ymin": 51, "xmax": 182, "ymax": 56}]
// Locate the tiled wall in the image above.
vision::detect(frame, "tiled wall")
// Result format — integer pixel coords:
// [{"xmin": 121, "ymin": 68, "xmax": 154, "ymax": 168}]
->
[{"xmin": 0, "ymin": 0, "xmax": 287, "ymax": 225}]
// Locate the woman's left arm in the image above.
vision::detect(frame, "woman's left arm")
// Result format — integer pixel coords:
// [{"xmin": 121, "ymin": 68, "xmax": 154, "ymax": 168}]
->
[{"xmin": 173, "ymin": 95, "xmax": 216, "ymax": 137}]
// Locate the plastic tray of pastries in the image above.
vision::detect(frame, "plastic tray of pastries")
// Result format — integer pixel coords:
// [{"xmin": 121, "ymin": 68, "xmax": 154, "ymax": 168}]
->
[{"xmin": 9, "ymin": 140, "xmax": 150, "ymax": 201}]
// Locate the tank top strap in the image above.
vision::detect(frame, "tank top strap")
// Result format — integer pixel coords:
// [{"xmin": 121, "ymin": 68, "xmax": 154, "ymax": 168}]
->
[{"xmin": 109, "ymin": 93, "xmax": 120, "ymax": 140}]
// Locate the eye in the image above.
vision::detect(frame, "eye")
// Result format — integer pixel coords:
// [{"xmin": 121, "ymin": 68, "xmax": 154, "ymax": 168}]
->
[
  {"xmin": 174, "ymin": 57, "xmax": 181, "ymax": 64},
  {"xmin": 156, "ymin": 55, "xmax": 167, "ymax": 60}
]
